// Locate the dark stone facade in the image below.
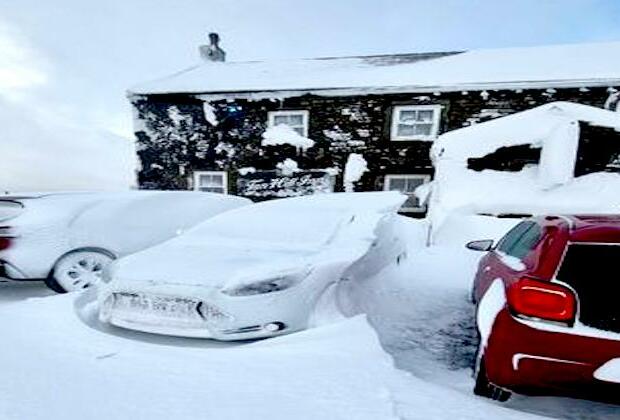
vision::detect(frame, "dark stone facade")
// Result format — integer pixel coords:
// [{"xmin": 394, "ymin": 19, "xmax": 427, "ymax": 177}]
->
[{"xmin": 130, "ymin": 86, "xmax": 618, "ymax": 211}]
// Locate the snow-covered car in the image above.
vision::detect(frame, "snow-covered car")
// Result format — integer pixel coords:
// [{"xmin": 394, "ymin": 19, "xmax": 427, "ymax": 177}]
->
[
  {"xmin": 98, "ymin": 192, "xmax": 407, "ymax": 340},
  {"xmin": 0, "ymin": 191, "xmax": 250, "ymax": 293}
]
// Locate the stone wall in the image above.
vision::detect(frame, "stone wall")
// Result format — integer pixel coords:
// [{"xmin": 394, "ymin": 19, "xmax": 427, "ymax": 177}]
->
[{"xmin": 131, "ymin": 86, "xmax": 617, "ymax": 207}]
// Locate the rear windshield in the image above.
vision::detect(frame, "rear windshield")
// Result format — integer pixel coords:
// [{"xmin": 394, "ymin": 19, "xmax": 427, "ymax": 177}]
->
[
  {"xmin": 556, "ymin": 244, "xmax": 620, "ymax": 283},
  {"xmin": 557, "ymin": 243, "xmax": 620, "ymax": 331}
]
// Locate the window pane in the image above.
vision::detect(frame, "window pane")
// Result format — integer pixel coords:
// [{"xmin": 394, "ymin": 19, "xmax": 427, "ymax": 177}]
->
[
  {"xmin": 414, "ymin": 124, "xmax": 432, "ymax": 136},
  {"xmin": 199, "ymin": 173, "xmax": 224, "ymax": 188},
  {"xmin": 200, "ymin": 187, "xmax": 224, "ymax": 194},
  {"xmin": 273, "ymin": 115, "xmax": 289, "ymax": 125},
  {"xmin": 397, "ymin": 124, "xmax": 415, "ymax": 137},
  {"xmin": 404, "ymin": 177, "xmax": 425, "ymax": 192},
  {"xmin": 399, "ymin": 110, "xmax": 416, "ymax": 122},
  {"xmin": 210, "ymin": 174, "xmax": 223, "ymax": 184},
  {"xmin": 388, "ymin": 178, "xmax": 406, "ymax": 191},
  {"xmin": 288, "ymin": 115, "xmax": 304, "ymax": 125},
  {"xmin": 417, "ymin": 110, "xmax": 434, "ymax": 122}
]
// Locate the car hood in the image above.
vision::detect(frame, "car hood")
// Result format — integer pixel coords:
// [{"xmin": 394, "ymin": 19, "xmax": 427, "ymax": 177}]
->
[{"xmin": 107, "ymin": 236, "xmax": 319, "ymax": 292}]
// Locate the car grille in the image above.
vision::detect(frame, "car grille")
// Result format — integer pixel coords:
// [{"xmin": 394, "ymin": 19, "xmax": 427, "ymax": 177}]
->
[
  {"xmin": 110, "ymin": 292, "xmax": 231, "ymax": 323},
  {"xmin": 112, "ymin": 292, "xmax": 202, "ymax": 320},
  {"xmin": 557, "ymin": 244, "xmax": 620, "ymax": 333}
]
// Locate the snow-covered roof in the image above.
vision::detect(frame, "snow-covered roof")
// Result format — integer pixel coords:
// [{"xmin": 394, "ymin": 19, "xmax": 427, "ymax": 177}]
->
[{"xmin": 130, "ymin": 41, "xmax": 620, "ymax": 98}]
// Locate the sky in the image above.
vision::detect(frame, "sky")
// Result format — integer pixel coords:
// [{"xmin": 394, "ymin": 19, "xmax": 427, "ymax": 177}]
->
[{"xmin": 1, "ymin": 0, "xmax": 620, "ymax": 138}]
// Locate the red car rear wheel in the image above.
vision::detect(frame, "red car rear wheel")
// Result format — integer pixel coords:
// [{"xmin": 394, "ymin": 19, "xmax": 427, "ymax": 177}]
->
[{"xmin": 473, "ymin": 355, "xmax": 512, "ymax": 402}]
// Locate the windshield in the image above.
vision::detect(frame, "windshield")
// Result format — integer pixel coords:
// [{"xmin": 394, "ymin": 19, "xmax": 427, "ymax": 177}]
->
[{"xmin": 185, "ymin": 202, "xmax": 350, "ymax": 248}]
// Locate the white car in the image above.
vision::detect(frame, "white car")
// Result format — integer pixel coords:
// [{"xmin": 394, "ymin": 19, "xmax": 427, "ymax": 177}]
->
[
  {"xmin": 0, "ymin": 191, "xmax": 250, "ymax": 293},
  {"xmin": 98, "ymin": 192, "xmax": 407, "ymax": 340}
]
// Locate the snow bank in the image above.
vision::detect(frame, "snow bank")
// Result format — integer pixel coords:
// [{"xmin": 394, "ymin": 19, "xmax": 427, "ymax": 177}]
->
[
  {"xmin": 261, "ymin": 124, "xmax": 315, "ymax": 149},
  {"xmin": 0, "ymin": 293, "xmax": 404, "ymax": 420},
  {"xmin": 0, "ymin": 98, "xmax": 136, "ymax": 192},
  {"xmin": 343, "ymin": 153, "xmax": 368, "ymax": 192}
]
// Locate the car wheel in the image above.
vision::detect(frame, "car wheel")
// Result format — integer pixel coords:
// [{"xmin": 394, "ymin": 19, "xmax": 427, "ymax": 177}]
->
[
  {"xmin": 45, "ymin": 250, "xmax": 114, "ymax": 293},
  {"xmin": 473, "ymin": 353, "xmax": 512, "ymax": 402}
]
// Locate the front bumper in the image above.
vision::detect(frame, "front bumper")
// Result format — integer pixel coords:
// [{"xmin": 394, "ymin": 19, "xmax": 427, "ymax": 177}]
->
[
  {"xmin": 99, "ymin": 290, "xmax": 292, "ymax": 341},
  {"xmin": 485, "ymin": 308, "xmax": 620, "ymax": 401}
]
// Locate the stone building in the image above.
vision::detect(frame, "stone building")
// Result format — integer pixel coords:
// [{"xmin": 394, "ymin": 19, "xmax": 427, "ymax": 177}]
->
[{"xmin": 128, "ymin": 37, "xmax": 620, "ymax": 215}]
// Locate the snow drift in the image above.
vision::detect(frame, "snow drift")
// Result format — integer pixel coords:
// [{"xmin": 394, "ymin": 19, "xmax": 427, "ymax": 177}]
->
[{"xmin": 427, "ymin": 102, "xmax": 620, "ymax": 243}]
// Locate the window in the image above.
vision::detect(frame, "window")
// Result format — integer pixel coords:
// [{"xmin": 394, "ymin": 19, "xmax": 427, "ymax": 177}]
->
[
  {"xmin": 496, "ymin": 221, "xmax": 542, "ymax": 260},
  {"xmin": 193, "ymin": 171, "xmax": 228, "ymax": 194},
  {"xmin": 268, "ymin": 110, "xmax": 309, "ymax": 137},
  {"xmin": 391, "ymin": 105, "xmax": 441, "ymax": 141},
  {"xmin": 384, "ymin": 174, "xmax": 431, "ymax": 212}
]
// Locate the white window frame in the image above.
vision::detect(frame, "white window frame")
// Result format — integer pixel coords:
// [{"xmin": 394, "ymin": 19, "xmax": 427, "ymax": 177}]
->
[
  {"xmin": 193, "ymin": 171, "xmax": 228, "ymax": 194},
  {"xmin": 268, "ymin": 110, "xmax": 309, "ymax": 138},
  {"xmin": 384, "ymin": 174, "xmax": 431, "ymax": 212},
  {"xmin": 390, "ymin": 105, "xmax": 442, "ymax": 141}
]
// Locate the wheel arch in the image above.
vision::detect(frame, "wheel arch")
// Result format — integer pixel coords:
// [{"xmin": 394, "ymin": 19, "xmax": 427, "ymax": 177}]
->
[{"xmin": 48, "ymin": 246, "xmax": 118, "ymax": 277}]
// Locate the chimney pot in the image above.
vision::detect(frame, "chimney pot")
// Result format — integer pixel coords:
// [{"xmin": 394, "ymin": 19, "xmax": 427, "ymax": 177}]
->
[{"xmin": 200, "ymin": 32, "xmax": 226, "ymax": 62}]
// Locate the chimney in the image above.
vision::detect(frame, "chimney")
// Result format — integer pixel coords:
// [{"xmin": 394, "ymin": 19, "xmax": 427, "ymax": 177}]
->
[{"xmin": 199, "ymin": 32, "xmax": 226, "ymax": 62}]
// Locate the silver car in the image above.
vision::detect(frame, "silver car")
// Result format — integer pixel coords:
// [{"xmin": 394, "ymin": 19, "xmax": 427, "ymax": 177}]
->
[{"xmin": 0, "ymin": 191, "xmax": 249, "ymax": 292}]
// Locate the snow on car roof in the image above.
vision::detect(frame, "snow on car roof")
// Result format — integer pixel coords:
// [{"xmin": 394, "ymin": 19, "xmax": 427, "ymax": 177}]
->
[{"xmin": 130, "ymin": 41, "xmax": 620, "ymax": 97}]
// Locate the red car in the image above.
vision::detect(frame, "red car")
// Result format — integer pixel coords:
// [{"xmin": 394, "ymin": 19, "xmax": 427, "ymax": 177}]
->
[{"xmin": 467, "ymin": 215, "xmax": 620, "ymax": 402}]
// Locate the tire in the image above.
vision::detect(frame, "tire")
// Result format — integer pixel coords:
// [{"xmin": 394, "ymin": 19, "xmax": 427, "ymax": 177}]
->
[
  {"xmin": 45, "ymin": 250, "xmax": 114, "ymax": 293},
  {"xmin": 473, "ymin": 354, "xmax": 512, "ymax": 402}
]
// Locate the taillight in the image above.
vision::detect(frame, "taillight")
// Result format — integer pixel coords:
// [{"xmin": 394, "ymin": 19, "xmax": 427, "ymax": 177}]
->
[
  {"xmin": 0, "ymin": 237, "xmax": 12, "ymax": 251},
  {"xmin": 507, "ymin": 277, "xmax": 576, "ymax": 324}
]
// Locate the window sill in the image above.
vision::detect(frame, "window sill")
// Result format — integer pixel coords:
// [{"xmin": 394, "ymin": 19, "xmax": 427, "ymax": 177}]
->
[{"xmin": 390, "ymin": 136, "xmax": 438, "ymax": 142}]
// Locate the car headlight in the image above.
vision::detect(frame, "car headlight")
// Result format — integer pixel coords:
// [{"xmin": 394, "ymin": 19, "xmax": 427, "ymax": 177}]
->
[{"xmin": 223, "ymin": 269, "xmax": 311, "ymax": 297}]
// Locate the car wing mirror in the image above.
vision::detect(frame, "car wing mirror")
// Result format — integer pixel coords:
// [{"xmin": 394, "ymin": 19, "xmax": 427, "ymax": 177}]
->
[{"xmin": 466, "ymin": 239, "xmax": 494, "ymax": 252}]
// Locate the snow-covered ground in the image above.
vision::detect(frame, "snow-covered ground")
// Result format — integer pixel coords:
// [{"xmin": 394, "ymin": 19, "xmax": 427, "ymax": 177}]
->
[{"xmin": 0, "ymin": 218, "xmax": 618, "ymax": 419}]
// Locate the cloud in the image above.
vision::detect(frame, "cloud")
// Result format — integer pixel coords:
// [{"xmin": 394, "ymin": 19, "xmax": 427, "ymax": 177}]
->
[{"xmin": 0, "ymin": 20, "xmax": 47, "ymax": 99}]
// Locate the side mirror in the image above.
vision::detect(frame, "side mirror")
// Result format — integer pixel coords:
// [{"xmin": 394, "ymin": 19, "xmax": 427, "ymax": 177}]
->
[{"xmin": 466, "ymin": 239, "xmax": 494, "ymax": 252}]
